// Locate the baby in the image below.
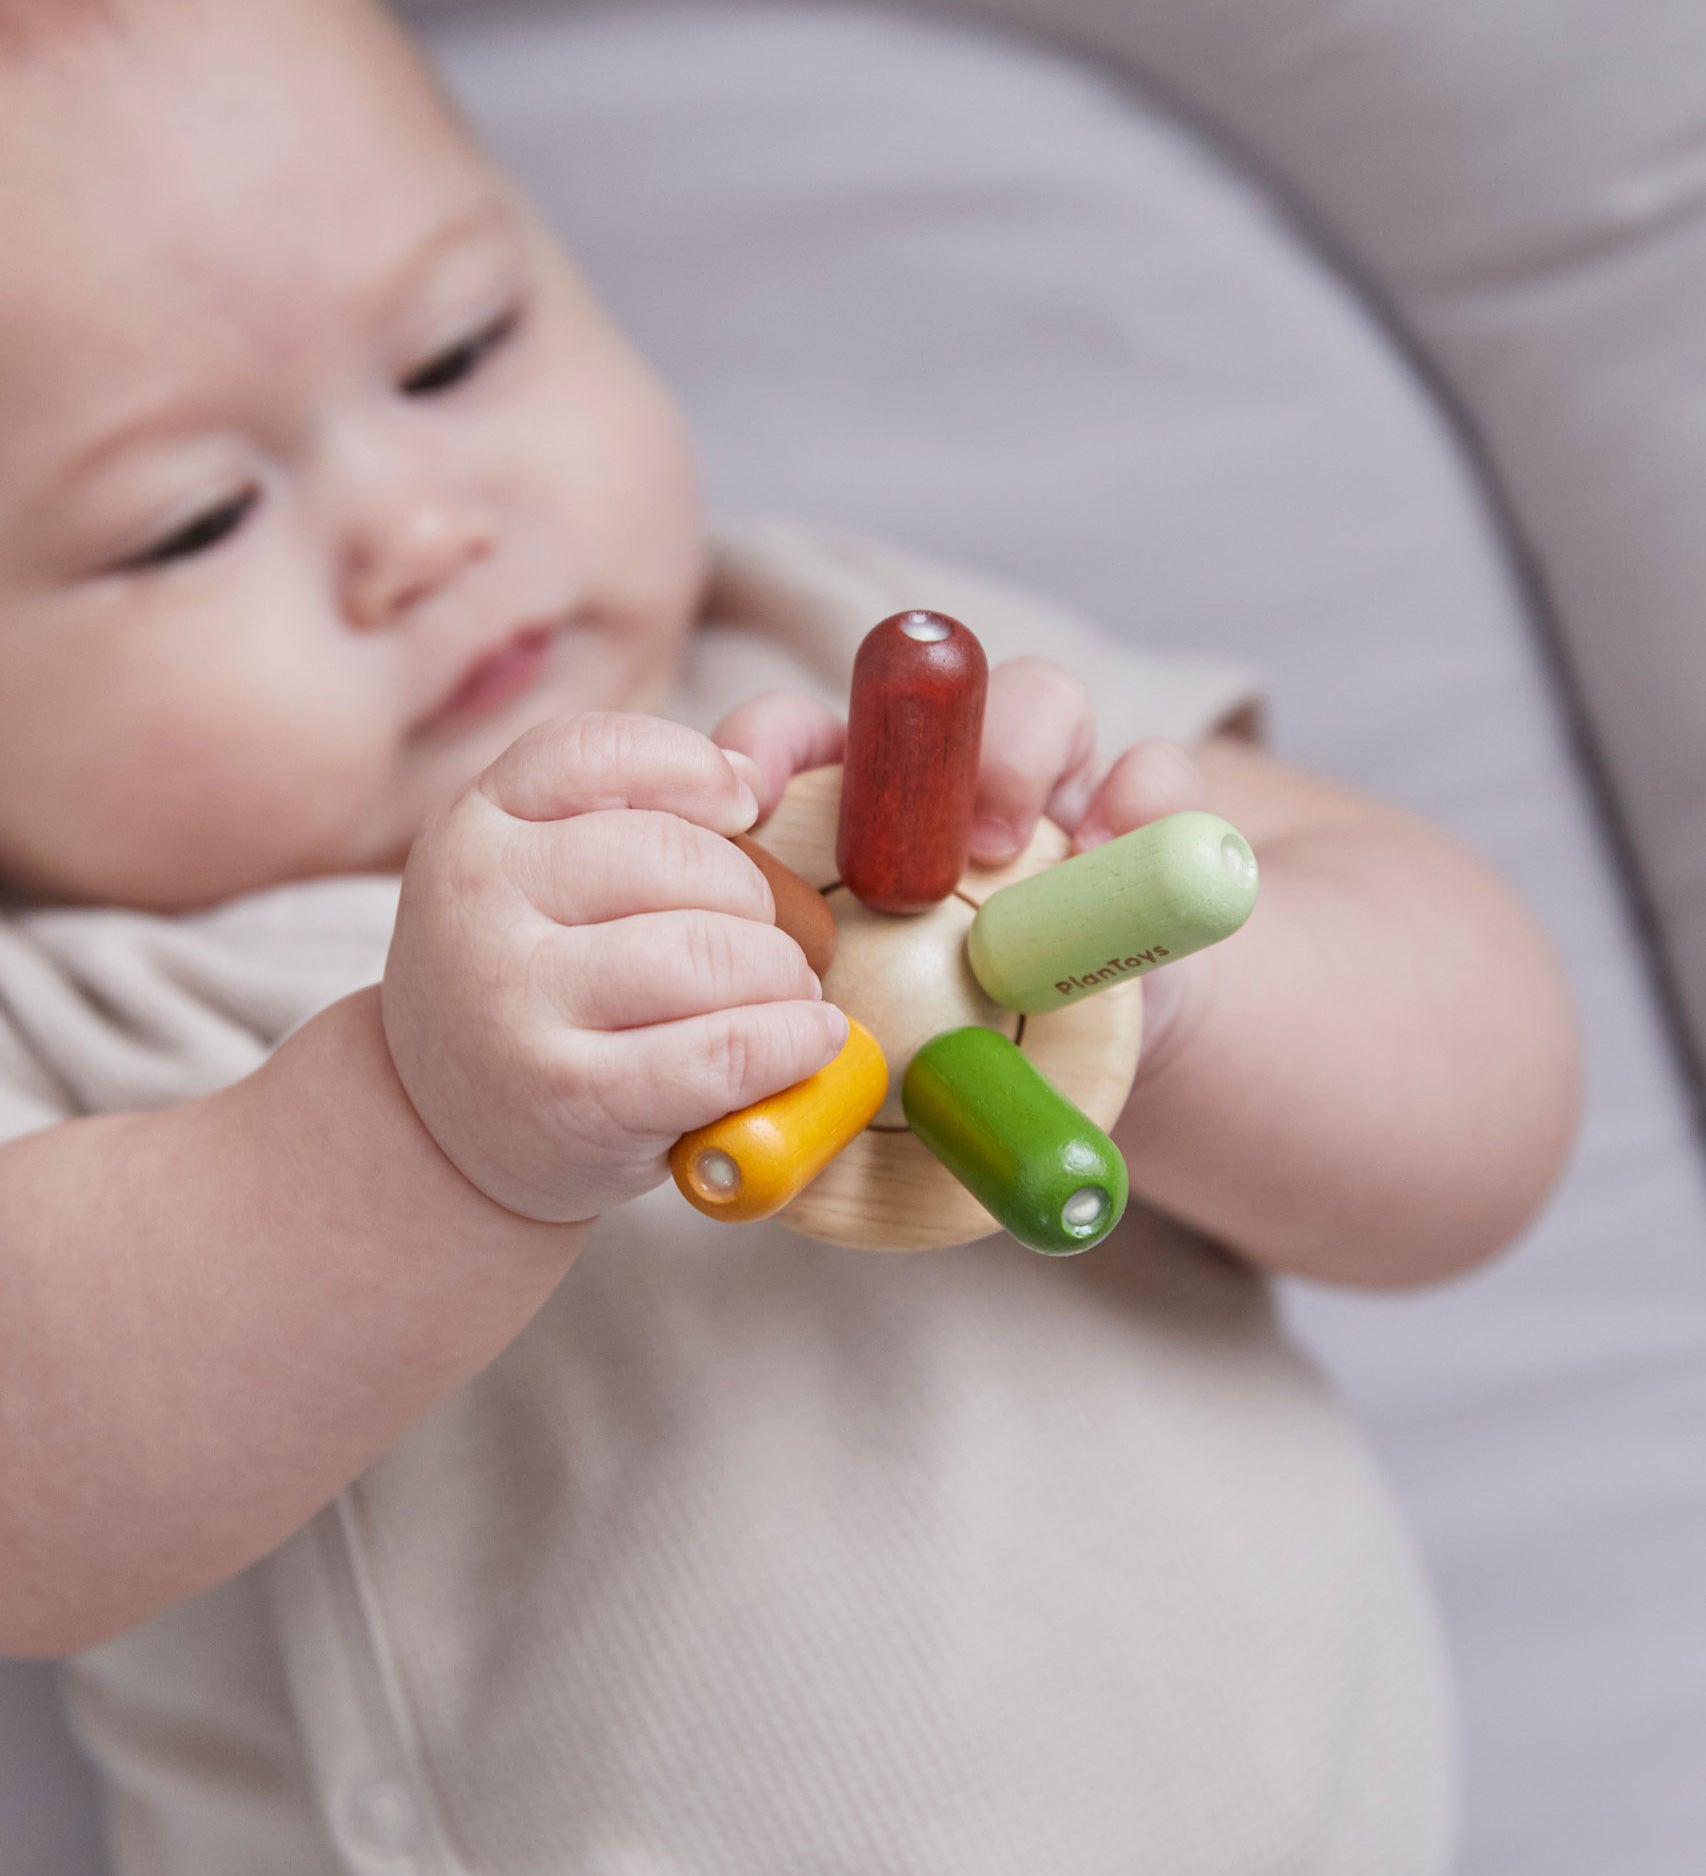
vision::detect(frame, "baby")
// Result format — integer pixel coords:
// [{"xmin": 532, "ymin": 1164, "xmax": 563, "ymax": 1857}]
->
[{"xmin": 0, "ymin": 1, "xmax": 1582, "ymax": 1871}]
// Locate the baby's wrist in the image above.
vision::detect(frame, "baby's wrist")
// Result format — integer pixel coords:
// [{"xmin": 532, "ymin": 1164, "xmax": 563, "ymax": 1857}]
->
[
  {"xmin": 1126, "ymin": 948, "xmax": 1220, "ymax": 1095},
  {"xmin": 266, "ymin": 986, "xmax": 592, "ymax": 1267}
]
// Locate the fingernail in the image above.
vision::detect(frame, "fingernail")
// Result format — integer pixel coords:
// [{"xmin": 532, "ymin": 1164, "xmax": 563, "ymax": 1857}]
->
[
  {"xmin": 719, "ymin": 749, "xmax": 764, "ymax": 829},
  {"xmin": 1074, "ymin": 824, "xmax": 1112, "ymax": 854},
  {"xmin": 722, "ymin": 748, "xmax": 764, "ymax": 789},
  {"xmin": 824, "ymin": 1004, "xmax": 851, "ymax": 1049},
  {"xmin": 971, "ymin": 815, "xmax": 1019, "ymax": 861}
]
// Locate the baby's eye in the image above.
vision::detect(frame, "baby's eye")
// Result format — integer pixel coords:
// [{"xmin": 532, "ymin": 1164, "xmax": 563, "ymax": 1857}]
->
[
  {"xmin": 400, "ymin": 306, "xmax": 521, "ymax": 398},
  {"xmin": 123, "ymin": 488, "xmax": 259, "ymax": 572}
]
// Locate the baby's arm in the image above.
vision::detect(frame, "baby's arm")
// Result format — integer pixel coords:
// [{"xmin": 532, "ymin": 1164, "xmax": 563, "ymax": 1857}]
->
[
  {"xmin": 1108, "ymin": 731, "xmax": 1582, "ymax": 1286},
  {"xmin": 721, "ymin": 674, "xmax": 1582, "ymax": 1288},
  {"xmin": 0, "ymin": 989, "xmax": 585, "ymax": 1659},
  {"xmin": 0, "ymin": 716, "xmax": 842, "ymax": 1659}
]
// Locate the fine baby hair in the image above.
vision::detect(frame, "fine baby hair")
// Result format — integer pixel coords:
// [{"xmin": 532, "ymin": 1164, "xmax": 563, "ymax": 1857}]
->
[{"xmin": 672, "ymin": 610, "xmax": 1259, "ymax": 1253}]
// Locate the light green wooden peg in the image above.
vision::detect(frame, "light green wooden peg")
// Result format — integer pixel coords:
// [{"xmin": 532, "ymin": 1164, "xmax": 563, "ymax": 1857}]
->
[{"xmin": 966, "ymin": 810, "xmax": 1258, "ymax": 1016}]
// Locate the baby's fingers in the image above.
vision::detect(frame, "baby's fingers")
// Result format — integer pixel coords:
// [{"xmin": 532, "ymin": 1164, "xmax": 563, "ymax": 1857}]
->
[
  {"xmin": 971, "ymin": 659, "xmax": 1099, "ymax": 864},
  {"xmin": 544, "ymin": 912, "xmax": 822, "ymax": 1030},
  {"xmin": 1073, "ymin": 740, "xmax": 1208, "ymax": 852},
  {"xmin": 597, "ymin": 1000, "xmax": 851, "ymax": 1139},
  {"xmin": 479, "ymin": 711, "xmax": 759, "ymax": 834},
  {"xmin": 508, "ymin": 810, "xmax": 775, "ymax": 928},
  {"xmin": 711, "ymin": 691, "xmax": 846, "ymax": 820}
]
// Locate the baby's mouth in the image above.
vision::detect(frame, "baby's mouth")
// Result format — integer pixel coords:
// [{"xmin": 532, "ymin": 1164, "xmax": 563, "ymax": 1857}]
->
[{"xmin": 417, "ymin": 623, "xmax": 561, "ymax": 735}]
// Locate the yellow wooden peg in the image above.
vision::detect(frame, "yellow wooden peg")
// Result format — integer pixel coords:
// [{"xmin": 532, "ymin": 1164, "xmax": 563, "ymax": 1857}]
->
[{"xmin": 671, "ymin": 1017, "xmax": 888, "ymax": 1223}]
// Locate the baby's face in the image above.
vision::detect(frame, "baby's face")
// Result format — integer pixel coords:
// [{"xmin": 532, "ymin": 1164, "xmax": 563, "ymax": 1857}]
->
[{"xmin": 0, "ymin": 0, "xmax": 705, "ymax": 909}]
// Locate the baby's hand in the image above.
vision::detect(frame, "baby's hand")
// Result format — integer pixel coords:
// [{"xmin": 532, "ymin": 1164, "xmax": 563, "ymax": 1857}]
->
[
  {"xmin": 715, "ymin": 656, "xmax": 1208, "ymax": 856},
  {"xmin": 715, "ymin": 661, "xmax": 1213, "ymax": 1066},
  {"xmin": 964, "ymin": 660, "xmax": 1215, "ymax": 1070},
  {"xmin": 381, "ymin": 714, "xmax": 849, "ymax": 1224}
]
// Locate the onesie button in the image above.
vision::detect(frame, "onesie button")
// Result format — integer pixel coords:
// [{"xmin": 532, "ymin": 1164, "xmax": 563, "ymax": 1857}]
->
[{"xmin": 344, "ymin": 1778, "xmax": 425, "ymax": 1857}]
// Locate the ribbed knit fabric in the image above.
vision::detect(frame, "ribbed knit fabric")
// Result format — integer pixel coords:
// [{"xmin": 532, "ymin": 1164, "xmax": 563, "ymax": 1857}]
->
[{"xmin": 0, "ymin": 523, "xmax": 1454, "ymax": 1875}]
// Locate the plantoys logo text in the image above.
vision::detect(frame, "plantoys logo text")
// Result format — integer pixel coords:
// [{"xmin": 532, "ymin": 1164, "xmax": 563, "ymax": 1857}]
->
[{"xmin": 1054, "ymin": 948, "xmax": 1169, "ymax": 998}]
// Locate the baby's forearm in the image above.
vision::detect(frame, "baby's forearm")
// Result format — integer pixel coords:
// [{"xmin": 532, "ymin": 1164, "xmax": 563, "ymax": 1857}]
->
[
  {"xmin": 0, "ymin": 987, "xmax": 586, "ymax": 1659},
  {"xmin": 1114, "ymin": 808, "xmax": 1580, "ymax": 1286}
]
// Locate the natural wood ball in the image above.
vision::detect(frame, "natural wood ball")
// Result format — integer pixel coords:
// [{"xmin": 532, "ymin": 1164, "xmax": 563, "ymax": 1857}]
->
[{"xmin": 755, "ymin": 765, "xmax": 1144, "ymax": 1252}]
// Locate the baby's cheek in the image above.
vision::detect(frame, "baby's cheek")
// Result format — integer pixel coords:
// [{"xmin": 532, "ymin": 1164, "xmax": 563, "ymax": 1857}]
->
[
  {"xmin": 621, "ymin": 375, "xmax": 706, "ymax": 588},
  {"xmin": 587, "ymin": 393, "xmax": 706, "ymax": 705},
  {"xmin": 55, "ymin": 646, "xmax": 394, "ymax": 906},
  {"xmin": 191, "ymin": 685, "xmax": 398, "ymax": 873},
  {"xmin": 515, "ymin": 287, "xmax": 707, "ymax": 654}
]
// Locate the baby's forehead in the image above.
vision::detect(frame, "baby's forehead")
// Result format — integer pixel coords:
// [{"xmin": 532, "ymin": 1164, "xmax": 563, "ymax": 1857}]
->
[
  {"xmin": 0, "ymin": 0, "xmax": 494, "ymax": 319},
  {"xmin": 0, "ymin": 0, "xmax": 474, "ymax": 189},
  {"xmin": 0, "ymin": 0, "xmax": 394, "ymax": 50},
  {"xmin": 0, "ymin": 0, "xmax": 509, "ymax": 458},
  {"xmin": 0, "ymin": 0, "xmax": 117, "ymax": 56}
]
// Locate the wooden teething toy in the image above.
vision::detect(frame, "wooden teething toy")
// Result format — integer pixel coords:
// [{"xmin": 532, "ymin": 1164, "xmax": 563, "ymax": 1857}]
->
[{"xmin": 670, "ymin": 610, "xmax": 1258, "ymax": 1254}]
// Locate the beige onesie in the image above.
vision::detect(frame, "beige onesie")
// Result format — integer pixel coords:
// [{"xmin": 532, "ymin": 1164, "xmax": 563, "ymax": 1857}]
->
[{"xmin": 0, "ymin": 523, "xmax": 1456, "ymax": 1876}]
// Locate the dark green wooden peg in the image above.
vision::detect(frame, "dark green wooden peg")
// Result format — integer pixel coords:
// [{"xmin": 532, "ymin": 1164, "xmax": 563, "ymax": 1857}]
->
[{"xmin": 902, "ymin": 1026, "xmax": 1128, "ymax": 1254}]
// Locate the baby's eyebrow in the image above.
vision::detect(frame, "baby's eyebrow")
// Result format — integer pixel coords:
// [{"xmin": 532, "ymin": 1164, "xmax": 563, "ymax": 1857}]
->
[
  {"xmin": 30, "ymin": 193, "xmax": 521, "ymax": 508},
  {"xmin": 383, "ymin": 193, "xmax": 520, "ymax": 313},
  {"xmin": 39, "ymin": 403, "xmax": 211, "ymax": 508}
]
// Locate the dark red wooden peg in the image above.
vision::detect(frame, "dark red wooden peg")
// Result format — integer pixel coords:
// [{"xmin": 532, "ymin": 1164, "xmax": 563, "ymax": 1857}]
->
[{"xmin": 835, "ymin": 610, "xmax": 988, "ymax": 915}]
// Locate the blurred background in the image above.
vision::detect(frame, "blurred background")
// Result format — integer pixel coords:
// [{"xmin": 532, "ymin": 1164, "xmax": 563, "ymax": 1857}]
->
[{"xmin": 6, "ymin": 2, "xmax": 1706, "ymax": 1871}]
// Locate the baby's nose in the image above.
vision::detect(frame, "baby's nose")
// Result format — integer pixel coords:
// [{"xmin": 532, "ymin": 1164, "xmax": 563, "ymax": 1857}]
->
[{"xmin": 341, "ymin": 497, "xmax": 497, "ymax": 629}]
